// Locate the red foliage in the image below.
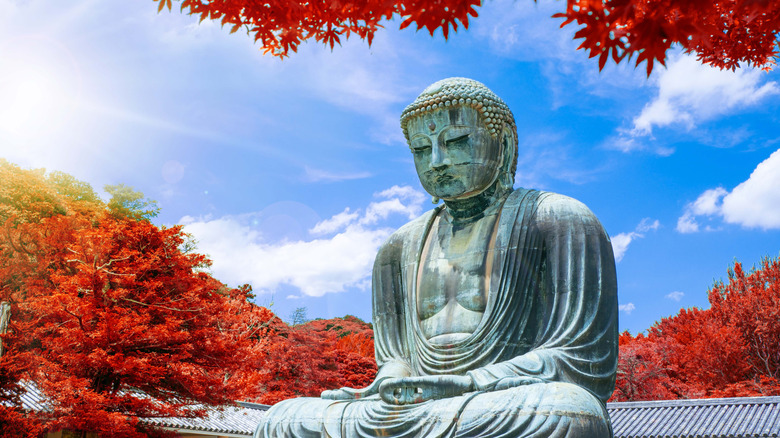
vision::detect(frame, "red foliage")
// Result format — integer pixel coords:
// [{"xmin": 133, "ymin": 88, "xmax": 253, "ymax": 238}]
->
[
  {"xmin": 0, "ymin": 405, "xmax": 43, "ymax": 438},
  {"xmin": 612, "ymin": 256, "xmax": 780, "ymax": 402},
  {"xmin": 154, "ymin": 0, "xmax": 778, "ymax": 74},
  {"xmin": 252, "ymin": 319, "xmax": 340, "ymax": 405},
  {"xmin": 253, "ymin": 316, "xmax": 377, "ymax": 405},
  {"xmin": 709, "ymin": 259, "xmax": 780, "ymax": 380},
  {"xmin": 157, "ymin": 0, "xmax": 479, "ymax": 57},
  {"xmin": 332, "ymin": 331, "xmax": 377, "ymax": 389},
  {"xmin": 0, "ymin": 161, "xmax": 275, "ymax": 437},
  {"xmin": 555, "ymin": 0, "xmax": 780, "ymax": 74},
  {"xmin": 650, "ymin": 307, "xmax": 753, "ymax": 398},
  {"xmin": 612, "ymin": 331, "xmax": 676, "ymax": 401}
]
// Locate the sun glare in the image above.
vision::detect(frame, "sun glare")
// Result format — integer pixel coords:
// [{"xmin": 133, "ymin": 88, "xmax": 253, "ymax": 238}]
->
[
  {"xmin": 1, "ymin": 69, "xmax": 60, "ymax": 133},
  {"xmin": 0, "ymin": 36, "xmax": 82, "ymax": 148}
]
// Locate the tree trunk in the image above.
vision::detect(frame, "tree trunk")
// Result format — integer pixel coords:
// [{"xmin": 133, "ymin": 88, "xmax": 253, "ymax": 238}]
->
[{"xmin": 0, "ymin": 301, "xmax": 10, "ymax": 357}]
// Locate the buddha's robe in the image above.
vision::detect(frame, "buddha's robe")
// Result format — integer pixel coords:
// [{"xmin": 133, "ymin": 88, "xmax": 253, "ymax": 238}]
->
[{"xmin": 254, "ymin": 188, "xmax": 618, "ymax": 438}]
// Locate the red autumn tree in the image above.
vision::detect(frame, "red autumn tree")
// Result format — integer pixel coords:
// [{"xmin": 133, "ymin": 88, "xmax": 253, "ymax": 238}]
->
[
  {"xmin": 254, "ymin": 315, "xmax": 377, "ymax": 405},
  {"xmin": 649, "ymin": 307, "xmax": 754, "ymax": 398},
  {"xmin": 253, "ymin": 320, "xmax": 341, "ymax": 405},
  {"xmin": 0, "ymin": 161, "xmax": 275, "ymax": 437},
  {"xmin": 707, "ymin": 257, "xmax": 780, "ymax": 396},
  {"xmin": 0, "ymin": 160, "xmax": 88, "ymax": 434},
  {"xmin": 311, "ymin": 316, "xmax": 378, "ymax": 390},
  {"xmin": 332, "ymin": 331, "xmax": 378, "ymax": 389},
  {"xmin": 611, "ymin": 255, "xmax": 780, "ymax": 402},
  {"xmin": 154, "ymin": 0, "xmax": 778, "ymax": 74},
  {"xmin": 612, "ymin": 331, "xmax": 676, "ymax": 401}
]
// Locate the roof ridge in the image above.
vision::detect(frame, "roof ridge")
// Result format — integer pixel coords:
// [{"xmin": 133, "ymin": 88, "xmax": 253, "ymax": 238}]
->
[
  {"xmin": 237, "ymin": 401, "xmax": 271, "ymax": 411},
  {"xmin": 608, "ymin": 395, "xmax": 780, "ymax": 409}
]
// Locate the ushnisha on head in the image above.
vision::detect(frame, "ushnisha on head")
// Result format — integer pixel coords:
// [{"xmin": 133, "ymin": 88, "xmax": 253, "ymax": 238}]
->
[
  {"xmin": 401, "ymin": 78, "xmax": 518, "ymax": 200},
  {"xmin": 400, "ymin": 77, "xmax": 516, "ymax": 141}
]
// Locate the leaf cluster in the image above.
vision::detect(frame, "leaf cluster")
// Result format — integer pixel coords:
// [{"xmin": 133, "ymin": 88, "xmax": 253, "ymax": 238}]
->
[
  {"xmin": 555, "ymin": 0, "xmax": 779, "ymax": 75},
  {"xmin": 153, "ymin": 0, "xmax": 778, "ymax": 74},
  {"xmin": 155, "ymin": 0, "xmax": 479, "ymax": 57}
]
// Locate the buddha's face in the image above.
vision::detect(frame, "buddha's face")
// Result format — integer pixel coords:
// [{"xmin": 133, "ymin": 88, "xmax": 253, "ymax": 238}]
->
[{"xmin": 407, "ymin": 106, "xmax": 502, "ymax": 201}]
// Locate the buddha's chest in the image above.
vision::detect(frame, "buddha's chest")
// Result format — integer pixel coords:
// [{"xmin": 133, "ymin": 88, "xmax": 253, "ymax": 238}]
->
[{"xmin": 416, "ymin": 212, "xmax": 499, "ymax": 321}]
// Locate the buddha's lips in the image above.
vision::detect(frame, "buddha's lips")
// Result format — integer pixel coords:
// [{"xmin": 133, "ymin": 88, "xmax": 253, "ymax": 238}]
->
[{"xmin": 432, "ymin": 173, "xmax": 454, "ymax": 183}]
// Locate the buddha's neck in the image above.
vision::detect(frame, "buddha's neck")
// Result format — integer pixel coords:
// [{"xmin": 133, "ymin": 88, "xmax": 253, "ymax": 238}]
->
[{"xmin": 442, "ymin": 181, "xmax": 506, "ymax": 225}]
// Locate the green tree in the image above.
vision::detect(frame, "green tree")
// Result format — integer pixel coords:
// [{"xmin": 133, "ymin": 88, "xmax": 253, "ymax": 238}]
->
[{"xmin": 104, "ymin": 184, "xmax": 160, "ymax": 221}]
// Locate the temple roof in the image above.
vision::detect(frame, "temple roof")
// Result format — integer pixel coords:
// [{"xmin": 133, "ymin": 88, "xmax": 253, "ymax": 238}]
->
[
  {"xmin": 13, "ymin": 381, "xmax": 268, "ymax": 437},
  {"xmin": 139, "ymin": 401, "xmax": 268, "ymax": 436},
  {"xmin": 608, "ymin": 396, "xmax": 780, "ymax": 438}
]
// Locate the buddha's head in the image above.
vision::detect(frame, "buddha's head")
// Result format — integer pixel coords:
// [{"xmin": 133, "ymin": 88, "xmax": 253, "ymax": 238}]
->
[{"xmin": 400, "ymin": 78, "xmax": 517, "ymax": 202}]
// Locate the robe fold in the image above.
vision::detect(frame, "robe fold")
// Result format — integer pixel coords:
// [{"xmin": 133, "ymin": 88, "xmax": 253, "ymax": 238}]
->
[{"xmin": 254, "ymin": 188, "xmax": 618, "ymax": 438}]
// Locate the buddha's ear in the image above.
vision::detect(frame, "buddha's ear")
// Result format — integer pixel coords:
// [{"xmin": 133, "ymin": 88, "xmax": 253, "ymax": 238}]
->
[
  {"xmin": 498, "ymin": 124, "xmax": 517, "ymax": 191},
  {"xmin": 501, "ymin": 124, "xmax": 516, "ymax": 152}
]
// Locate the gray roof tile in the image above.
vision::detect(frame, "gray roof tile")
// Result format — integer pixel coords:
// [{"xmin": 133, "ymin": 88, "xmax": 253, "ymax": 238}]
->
[
  {"xmin": 607, "ymin": 396, "xmax": 780, "ymax": 438},
  {"xmin": 10, "ymin": 381, "xmax": 268, "ymax": 435}
]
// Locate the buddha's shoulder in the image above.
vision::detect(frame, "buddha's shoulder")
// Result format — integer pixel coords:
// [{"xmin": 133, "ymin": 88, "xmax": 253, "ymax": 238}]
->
[
  {"xmin": 374, "ymin": 208, "xmax": 438, "ymax": 260},
  {"xmin": 510, "ymin": 189, "xmax": 601, "ymax": 226}
]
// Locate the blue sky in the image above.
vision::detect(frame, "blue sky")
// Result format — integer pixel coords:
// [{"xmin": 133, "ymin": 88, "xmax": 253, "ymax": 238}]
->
[{"xmin": 1, "ymin": 0, "xmax": 779, "ymax": 334}]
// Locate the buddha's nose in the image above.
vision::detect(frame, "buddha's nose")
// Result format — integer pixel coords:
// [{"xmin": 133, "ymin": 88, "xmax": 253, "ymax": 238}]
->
[{"xmin": 430, "ymin": 145, "xmax": 451, "ymax": 170}]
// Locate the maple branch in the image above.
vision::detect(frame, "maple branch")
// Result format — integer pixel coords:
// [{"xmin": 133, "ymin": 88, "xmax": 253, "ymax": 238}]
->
[
  {"xmin": 60, "ymin": 305, "xmax": 86, "ymax": 333},
  {"xmin": 119, "ymin": 297, "xmax": 202, "ymax": 312}
]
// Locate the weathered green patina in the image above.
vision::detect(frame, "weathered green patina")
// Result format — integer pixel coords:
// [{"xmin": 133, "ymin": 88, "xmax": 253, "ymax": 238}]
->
[{"xmin": 254, "ymin": 77, "xmax": 618, "ymax": 438}]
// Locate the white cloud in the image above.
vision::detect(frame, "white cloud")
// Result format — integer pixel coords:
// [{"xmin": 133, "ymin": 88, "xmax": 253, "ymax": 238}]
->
[
  {"xmin": 309, "ymin": 208, "xmax": 360, "ymax": 235},
  {"xmin": 632, "ymin": 54, "xmax": 779, "ymax": 136},
  {"xmin": 610, "ymin": 234, "xmax": 634, "ymax": 264},
  {"xmin": 359, "ymin": 186, "xmax": 427, "ymax": 225},
  {"xmin": 676, "ymin": 187, "xmax": 728, "ymax": 233},
  {"xmin": 182, "ymin": 186, "xmax": 427, "ymax": 297},
  {"xmin": 619, "ymin": 303, "xmax": 636, "ymax": 315},
  {"xmin": 677, "ymin": 149, "xmax": 780, "ymax": 232},
  {"xmin": 692, "ymin": 187, "xmax": 729, "ymax": 216},
  {"xmin": 721, "ymin": 150, "xmax": 780, "ymax": 229},
  {"xmin": 676, "ymin": 212, "xmax": 701, "ymax": 234},
  {"xmin": 602, "ymin": 131, "xmax": 677, "ymax": 156},
  {"xmin": 636, "ymin": 218, "xmax": 661, "ymax": 233},
  {"xmin": 611, "ymin": 218, "xmax": 660, "ymax": 262},
  {"xmin": 666, "ymin": 291, "xmax": 684, "ymax": 302}
]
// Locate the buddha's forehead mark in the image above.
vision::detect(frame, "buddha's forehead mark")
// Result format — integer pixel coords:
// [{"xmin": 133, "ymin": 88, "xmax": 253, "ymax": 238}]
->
[{"xmin": 409, "ymin": 107, "xmax": 477, "ymax": 140}]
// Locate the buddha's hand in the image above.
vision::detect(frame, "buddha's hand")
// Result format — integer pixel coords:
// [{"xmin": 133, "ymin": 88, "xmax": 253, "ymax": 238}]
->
[
  {"xmin": 322, "ymin": 361, "xmax": 413, "ymax": 401},
  {"xmin": 321, "ymin": 375, "xmax": 386, "ymax": 400},
  {"xmin": 378, "ymin": 375, "xmax": 474, "ymax": 405},
  {"xmin": 493, "ymin": 376, "xmax": 548, "ymax": 391}
]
